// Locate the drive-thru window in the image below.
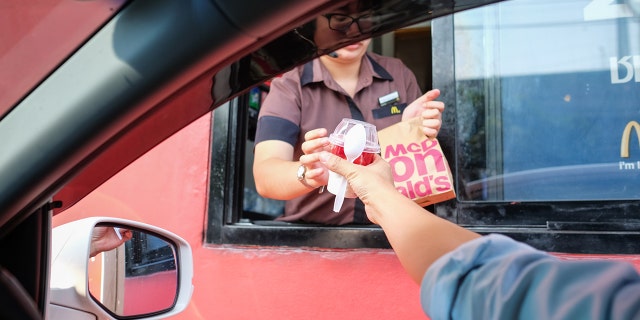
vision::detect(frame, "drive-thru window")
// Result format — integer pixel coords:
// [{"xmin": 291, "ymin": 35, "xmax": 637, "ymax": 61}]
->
[{"xmin": 207, "ymin": 0, "xmax": 640, "ymax": 252}]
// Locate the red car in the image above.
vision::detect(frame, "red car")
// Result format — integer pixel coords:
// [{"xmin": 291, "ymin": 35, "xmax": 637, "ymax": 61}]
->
[{"xmin": 1, "ymin": 0, "xmax": 639, "ymax": 319}]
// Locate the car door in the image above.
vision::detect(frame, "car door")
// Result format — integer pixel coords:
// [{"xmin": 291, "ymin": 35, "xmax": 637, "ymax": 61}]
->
[{"xmin": 0, "ymin": 0, "xmax": 508, "ymax": 318}]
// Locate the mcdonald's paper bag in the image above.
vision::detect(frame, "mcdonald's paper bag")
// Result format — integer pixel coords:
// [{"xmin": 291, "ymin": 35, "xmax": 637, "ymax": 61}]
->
[{"xmin": 377, "ymin": 117, "xmax": 456, "ymax": 206}]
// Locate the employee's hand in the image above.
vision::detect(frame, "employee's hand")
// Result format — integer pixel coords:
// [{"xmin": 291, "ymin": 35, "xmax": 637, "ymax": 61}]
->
[
  {"xmin": 402, "ymin": 89, "xmax": 444, "ymax": 138},
  {"xmin": 299, "ymin": 128, "xmax": 332, "ymax": 187}
]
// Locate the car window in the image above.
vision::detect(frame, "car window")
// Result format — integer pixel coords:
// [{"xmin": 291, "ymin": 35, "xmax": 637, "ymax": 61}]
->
[{"xmin": 208, "ymin": 0, "xmax": 640, "ymax": 253}]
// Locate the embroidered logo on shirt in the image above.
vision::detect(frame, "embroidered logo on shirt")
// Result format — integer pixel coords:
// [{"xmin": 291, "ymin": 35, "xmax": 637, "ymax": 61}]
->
[
  {"xmin": 373, "ymin": 91, "xmax": 405, "ymax": 119},
  {"xmin": 373, "ymin": 102, "xmax": 407, "ymax": 119}
]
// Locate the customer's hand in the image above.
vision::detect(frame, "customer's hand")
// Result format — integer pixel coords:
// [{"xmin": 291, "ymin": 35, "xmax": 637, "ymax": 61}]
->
[
  {"xmin": 321, "ymin": 150, "xmax": 480, "ymax": 284},
  {"xmin": 319, "ymin": 151, "xmax": 398, "ymax": 224},
  {"xmin": 90, "ymin": 226, "xmax": 132, "ymax": 258},
  {"xmin": 402, "ymin": 89, "xmax": 444, "ymax": 138}
]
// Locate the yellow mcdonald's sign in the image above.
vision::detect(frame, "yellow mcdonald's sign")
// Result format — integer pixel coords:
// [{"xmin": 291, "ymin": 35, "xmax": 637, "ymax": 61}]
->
[
  {"xmin": 390, "ymin": 106, "xmax": 401, "ymax": 114},
  {"xmin": 621, "ymin": 120, "xmax": 640, "ymax": 158}
]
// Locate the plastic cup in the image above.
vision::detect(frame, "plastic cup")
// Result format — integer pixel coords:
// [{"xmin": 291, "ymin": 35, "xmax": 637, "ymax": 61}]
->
[{"xmin": 326, "ymin": 118, "xmax": 380, "ymax": 198}]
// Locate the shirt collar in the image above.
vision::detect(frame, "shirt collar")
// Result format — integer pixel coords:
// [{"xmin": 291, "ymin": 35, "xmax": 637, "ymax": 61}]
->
[
  {"xmin": 367, "ymin": 54, "xmax": 393, "ymax": 81},
  {"xmin": 300, "ymin": 53, "xmax": 394, "ymax": 87}
]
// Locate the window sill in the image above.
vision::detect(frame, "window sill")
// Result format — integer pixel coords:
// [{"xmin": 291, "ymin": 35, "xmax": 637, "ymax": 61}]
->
[{"xmin": 209, "ymin": 221, "xmax": 390, "ymax": 249}]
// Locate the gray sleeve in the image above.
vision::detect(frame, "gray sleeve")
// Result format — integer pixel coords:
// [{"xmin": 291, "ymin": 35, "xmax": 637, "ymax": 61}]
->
[{"xmin": 420, "ymin": 234, "xmax": 640, "ymax": 320}]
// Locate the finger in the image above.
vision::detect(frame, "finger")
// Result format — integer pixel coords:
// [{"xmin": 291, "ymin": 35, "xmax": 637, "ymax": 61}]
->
[
  {"xmin": 304, "ymin": 128, "xmax": 328, "ymax": 141},
  {"xmin": 304, "ymin": 166, "xmax": 327, "ymax": 182},
  {"xmin": 299, "ymin": 151, "xmax": 324, "ymax": 167},
  {"xmin": 422, "ymin": 126, "xmax": 439, "ymax": 138},
  {"xmin": 299, "ymin": 153, "xmax": 329, "ymax": 185},
  {"xmin": 421, "ymin": 108, "xmax": 442, "ymax": 120},
  {"xmin": 121, "ymin": 229, "xmax": 133, "ymax": 241},
  {"xmin": 425, "ymin": 88, "xmax": 441, "ymax": 101},
  {"xmin": 422, "ymin": 117, "xmax": 442, "ymax": 128},
  {"xmin": 301, "ymin": 136, "xmax": 330, "ymax": 155},
  {"xmin": 424, "ymin": 100, "xmax": 445, "ymax": 112},
  {"xmin": 319, "ymin": 151, "xmax": 352, "ymax": 177}
]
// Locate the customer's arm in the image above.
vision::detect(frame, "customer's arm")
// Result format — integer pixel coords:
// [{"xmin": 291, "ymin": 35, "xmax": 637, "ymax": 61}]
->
[
  {"xmin": 319, "ymin": 152, "xmax": 479, "ymax": 283},
  {"xmin": 321, "ymin": 152, "xmax": 640, "ymax": 319}
]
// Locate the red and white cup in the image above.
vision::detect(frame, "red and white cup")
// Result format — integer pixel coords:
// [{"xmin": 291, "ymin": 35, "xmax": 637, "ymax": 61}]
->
[{"xmin": 326, "ymin": 118, "xmax": 380, "ymax": 198}]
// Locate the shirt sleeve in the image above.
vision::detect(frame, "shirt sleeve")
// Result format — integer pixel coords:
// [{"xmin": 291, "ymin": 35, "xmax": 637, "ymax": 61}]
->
[
  {"xmin": 254, "ymin": 72, "xmax": 302, "ymax": 147},
  {"xmin": 420, "ymin": 234, "xmax": 640, "ymax": 320}
]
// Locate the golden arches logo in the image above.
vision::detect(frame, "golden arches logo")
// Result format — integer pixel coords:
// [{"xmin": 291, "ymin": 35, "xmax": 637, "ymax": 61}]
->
[
  {"xmin": 621, "ymin": 121, "xmax": 640, "ymax": 158},
  {"xmin": 390, "ymin": 106, "xmax": 401, "ymax": 114}
]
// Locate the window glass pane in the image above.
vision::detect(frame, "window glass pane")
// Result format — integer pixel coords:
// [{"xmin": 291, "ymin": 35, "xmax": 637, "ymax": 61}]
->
[
  {"xmin": 243, "ymin": 86, "xmax": 286, "ymax": 219},
  {"xmin": 455, "ymin": 0, "xmax": 640, "ymax": 201}
]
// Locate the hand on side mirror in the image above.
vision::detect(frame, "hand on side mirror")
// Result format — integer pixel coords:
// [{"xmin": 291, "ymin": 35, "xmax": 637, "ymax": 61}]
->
[
  {"xmin": 90, "ymin": 226, "xmax": 132, "ymax": 258},
  {"xmin": 50, "ymin": 217, "xmax": 193, "ymax": 320},
  {"xmin": 89, "ymin": 225, "xmax": 178, "ymax": 317}
]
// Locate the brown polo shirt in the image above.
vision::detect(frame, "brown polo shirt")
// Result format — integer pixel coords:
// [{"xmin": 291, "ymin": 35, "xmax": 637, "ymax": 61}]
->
[{"xmin": 255, "ymin": 52, "xmax": 422, "ymax": 225}]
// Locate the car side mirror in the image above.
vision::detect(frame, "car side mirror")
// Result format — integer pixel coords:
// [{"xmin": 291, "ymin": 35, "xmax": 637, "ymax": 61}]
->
[{"xmin": 49, "ymin": 217, "xmax": 193, "ymax": 320}]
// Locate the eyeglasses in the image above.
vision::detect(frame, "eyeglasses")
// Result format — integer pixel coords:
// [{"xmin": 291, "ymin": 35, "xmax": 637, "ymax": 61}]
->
[{"xmin": 323, "ymin": 13, "xmax": 374, "ymax": 33}]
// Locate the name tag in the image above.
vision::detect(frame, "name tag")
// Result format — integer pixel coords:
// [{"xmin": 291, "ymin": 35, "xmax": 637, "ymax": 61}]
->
[{"xmin": 378, "ymin": 91, "xmax": 400, "ymax": 107}]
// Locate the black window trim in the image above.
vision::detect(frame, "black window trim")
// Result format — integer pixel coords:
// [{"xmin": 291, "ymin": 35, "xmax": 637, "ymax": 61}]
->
[{"xmin": 205, "ymin": 95, "xmax": 391, "ymax": 249}]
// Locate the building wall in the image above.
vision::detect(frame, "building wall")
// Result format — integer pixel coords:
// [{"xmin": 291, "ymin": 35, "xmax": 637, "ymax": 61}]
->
[
  {"xmin": 53, "ymin": 114, "xmax": 427, "ymax": 320},
  {"xmin": 53, "ymin": 111, "xmax": 640, "ymax": 319}
]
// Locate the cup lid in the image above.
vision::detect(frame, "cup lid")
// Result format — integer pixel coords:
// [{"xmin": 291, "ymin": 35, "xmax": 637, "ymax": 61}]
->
[{"xmin": 329, "ymin": 118, "xmax": 380, "ymax": 153}]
